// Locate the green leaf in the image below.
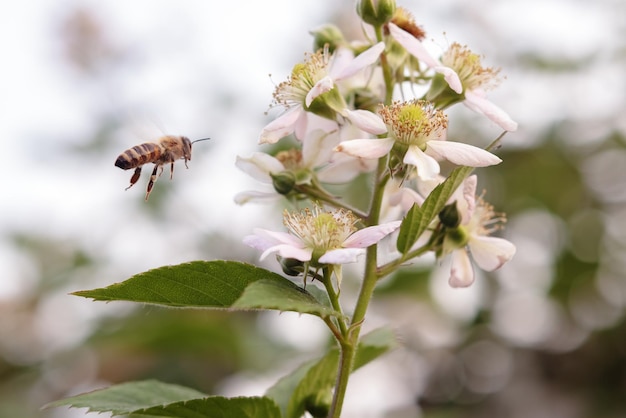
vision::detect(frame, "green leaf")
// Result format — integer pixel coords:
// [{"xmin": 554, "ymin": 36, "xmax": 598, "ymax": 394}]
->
[
  {"xmin": 396, "ymin": 203, "xmax": 424, "ymax": 254},
  {"xmin": 133, "ymin": 396, "xmax": 281, "ymax": 418},
  {"xmin": 45, "ymin": 380, "xmax": 281, "ymax": 418},
  {"xmin": 265, "ymin": 327, "xmax": 398, "ymax": 418},
  {"xmin": 43, "ymin": 380, "xmax": 206, "ymax": 415},
  {"xmin": 232, "ymin": 279, "xmax": 340, "ymax": 319},
  {"xmin": 73, "ymin": 261, "xmax": 340, "ymax": 318},
  {"xmin": 396, "ymin": 166, "xmax": 474, "ymax": 253}
]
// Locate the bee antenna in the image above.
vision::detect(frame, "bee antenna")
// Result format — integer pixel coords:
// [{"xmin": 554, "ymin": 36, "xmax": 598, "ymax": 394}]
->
[{"xmin": 191, "ymin": 137, "xmax": 211, "ymax": 144}]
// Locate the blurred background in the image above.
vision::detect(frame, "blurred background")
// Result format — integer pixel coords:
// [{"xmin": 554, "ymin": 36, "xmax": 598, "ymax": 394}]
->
[{"xmin": 1, "ymin": 0, "xmax": 625, "ymax": 417}]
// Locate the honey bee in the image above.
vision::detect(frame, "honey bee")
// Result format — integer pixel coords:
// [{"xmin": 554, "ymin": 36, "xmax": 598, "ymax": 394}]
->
[{"xmin": 115, "ymin": 135, "xmax": 210, "ymax": 200}]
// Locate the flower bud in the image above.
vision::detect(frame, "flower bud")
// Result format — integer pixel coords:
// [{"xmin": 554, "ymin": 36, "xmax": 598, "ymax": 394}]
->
[
  {"xmin": 277, "ymin": 256, "xmax": 304, "ymax": 277},
  {"xmin": 310, "ymin": 24, "xmax": 345, "ymax": 53},
  {"xmin": 357, "ymin": 0, "xmax": 396, "ymax": 26},
  {"xmin": 270, "ymin": 171, "xmax": 296, "ymax": 195},
  {"xmin": 439, "ymin": 202, "xmax": 461, "ymax": 228}
]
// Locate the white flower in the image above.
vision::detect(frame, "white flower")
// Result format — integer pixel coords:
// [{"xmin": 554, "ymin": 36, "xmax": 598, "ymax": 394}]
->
[
  {"xmin": 335, "ymin": 100, "xmax": 501, "ymax": 180},
  {"xmin": 235, "ymin": 127, "xmax": 375, "ymax": 204},
  {"xmin": 440, "ymin": 43, "xmax": 518, "ymax": 132},
  {"xmin": 244, "ymin": 206, "xmax": 401, "ymax": 265},
  {"xmin": 442, "ymin": 175, "xmax": 516, "ymax": 287},
  {"xmin": 260, "ymin": 43, "xmax": 387, "ymax": 144}
]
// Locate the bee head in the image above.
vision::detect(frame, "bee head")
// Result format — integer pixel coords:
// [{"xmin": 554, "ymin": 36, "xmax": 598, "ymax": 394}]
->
[{"xmin": 180, "ymin": 136, "xmax": 193, "ymax": 160}]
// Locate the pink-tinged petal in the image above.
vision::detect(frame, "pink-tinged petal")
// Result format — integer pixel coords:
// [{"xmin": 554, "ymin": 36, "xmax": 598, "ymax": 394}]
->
[
  {"xmin": 433, "ymin": 66, "xmax": 463, "ymax": 94},
  {"xmin": 388, "ymin": 23, "xmax": 438, "ymax": 67},
  {"xmin": 247, "ymin": 228, "xmax": 303, "ymax": 249},
  {"xmin": 343, "ymin": 109, "xmax": 387, "ymax": 134},
  {"xmin": 262, "ymin": 244, "xmax": 313, "ymax": 262},
  {"xmin": 464, "ymin": 90, "xmax": 518, "ymax": 132},
  {"xmin": 335, "ymin": 138, "xmax": 395, "ymax": 159},
  {"xmin": 388, "ymin": 24, "xmax": 462, "ymax": 93},
  {"xmin": 243, "ymin": 234, "xmax": 274, "ymax": 252},
  {"xmin": 403, "ymin": 145, "xmax": 441, "ymax": 180},
  {"xmin": 244, "ymin": 228, "xmax": 312, "ymax": 262},
  {"xmin": 449, "ymin": 249, "xmax": 475, "ymax": 288},
  {"xmin": 260, "ymin": 107, "xmax": 303, "ymax": 144},
  {"xmin": 319, "ymin": 247, "xmax": 365, "ymax": 264},
  {"xmin": 235, "ymin": 153, "xmax": 285, "ymax": 183},
  {"xmin": 306, "ymin": 76, "xmax": 334, "ymax": 107},
  {"xmin": 234, "ymin": 190, "xmax": 281, "ymax": 205},
  {"xmin": 317, "ymin": 154, "xmax": 377, "ymax": 183},
  {"xmin": 302, "ymin": 129, "xmax": 339, "ymax": 168},
  {"xmin": 294, "ymin": 111, "xmax": 310, "ymax": 140},
  {"xmin": 333, "ymin": 42, "xmax": 385, "ymax": 81},
  {"xmin": 416, "ymin": 176, "xmax": 445, "ymax": 198},
  {"xmin": 343, "ymin": 220, "xmax": 402, "ymax": 248},
  {"xmin": 468, "ymin": 235, "xmax": 516, "ymax": 271},
  {"xmin": 388, "ymin": 187, "xmax": 424, "ymax": 211},
  {"xmin": 461, "ymin": 175, "xmax": 477, "ymax": 223},
  {"xmin": 426, "ymin": 140, "xmax": 501, "ymax": 167}
]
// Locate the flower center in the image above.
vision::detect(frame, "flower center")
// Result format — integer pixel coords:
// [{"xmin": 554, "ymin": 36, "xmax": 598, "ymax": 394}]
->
[
  {"xmin": 275, "ymin": 149, "xmax": 303, "ymax": 170},
  {"xmin": 283, "ymin": 206, "xmax": 358, "ymax": 258},
  {"xmin": 379, "ymin": 99, "xmax": 447, "ymax": 147},
  {"xmin": 441, "ymin": 43, "xmax": 500, "ymax": 91},
  {"xmin": 466, "ymin": 195, "xmax": 506, "ymax": 237},
  {"xmin": 272, "ymin": 49, "xmax": 330, "ymax": 109}
]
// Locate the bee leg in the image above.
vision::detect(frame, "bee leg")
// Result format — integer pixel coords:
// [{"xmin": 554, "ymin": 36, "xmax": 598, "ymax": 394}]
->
[
  {"xmin": 170, "ymin": 162, "xmax": 174, "ymax": 180},
  {"xmin": 125, "ymin": 167, "xmax": 142, "ymax": 191},
  {"xmin": 145, "ymin": 165, "xmax": 160, "ymax": 201}
]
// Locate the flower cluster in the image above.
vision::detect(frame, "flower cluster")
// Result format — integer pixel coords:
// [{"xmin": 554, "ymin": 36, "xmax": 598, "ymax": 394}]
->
[{"xmin": 238, "ymin": 3, "xmax": 516, "ymax": 289}]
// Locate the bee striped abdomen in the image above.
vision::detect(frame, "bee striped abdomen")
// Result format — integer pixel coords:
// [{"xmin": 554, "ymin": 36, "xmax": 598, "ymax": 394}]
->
[{"xmin": 115, "ymin": 143, "xmax": 162, "ymax": 170}]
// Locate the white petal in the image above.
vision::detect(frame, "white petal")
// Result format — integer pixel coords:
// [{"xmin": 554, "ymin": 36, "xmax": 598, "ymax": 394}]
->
[
  {"xmin": 416, "ymin": 176, "xmax": 445, "ymax": 198},
  {"xmin": 460, "ymin": 175, "xmax": 477, "ymax": 223},
  {"xmin": 464, "ymin": 90, "xmax": 518, "ymax": 132},
  {"xmin": 235, "ymin": 153, "xmax": 285, "ymax": 182},
  {"xmin": 262, "ymin": 244, "xmax": 313, "ymax": 262},
  {"xmin": 260, "ymin": 107, "xmax": 302, "ymax": 144},
  {"xmin": 388, "ymin": 187, "xmax": 424, "ymax": 211},
  {"xmin": 433, "ymin": 66, "xmax": 463, "ymax": 94},
  {"xmin": 246, "ymin": 228, "xmax": 296, "ymax": 246},
  {"xmin": 388, "ymin": 24, "xmax": 462, "ymax": 94},
  {"xmin": 426, "ymin": 140, "xmax": 502, "ymax": 167},
  {"xmin": 302, "ymin": 129, "xmax": 338, "ymax": 168},
  {"xmin": 333, "ymin": 42, "xmax": 385, "ymax": 80},
  {"xmin": 243, "ymin": 234, "xmax": 274, "ymax": 252},
  {"xmin": 343, "ymin": 109, "xmax": 387, "ymax": 134},
  {"xmin": 449, "ymin": 249, "xmax": 475, "ymax": 288},
  {"xmin": 317, "ymin": 154, "xmax": 377, "ymax": 183},
  {"xmin": 245, "ymin": 228, "xmax": 312, "ymax": 262},
  {"xmin": 388, "ymin": 23, "xmax": 438, "ymax": 67},
  {"xmin": 234, "ymin": 190, "xmax": 281, "ymax": 205},
  {"xmin": 468, "ymin": 235, "xmax": 516, "ymax": 271},
  {"xmin": 343, "ymin": 220, "xmax": 402, "ymax": 248},
  {"xmin": 335, "ymin": 138, "xmax": 395, "ymax": 159},
  {"xmin": 306, "ymin": 76, "xmax": 334, "ymax": 107},
  {"xmin": 319, "ymin": 247, "xmax": 365, "ymax": 264},
  {"xmin": 403, "ymin": 145, "xmax": 441, "ymax": 180}
]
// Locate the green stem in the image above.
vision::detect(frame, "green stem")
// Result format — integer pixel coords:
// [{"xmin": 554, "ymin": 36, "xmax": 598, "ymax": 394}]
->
[
  {"xmin": 322, "ymin": 266, "xmax": 348, "ymax": 337},
  {"xmin": 374, "ymin": 25, "xmax": 394, "ymax": 105},
  {"xmin": 376, "ymin": 242, "xmax": 431, "ymax": 278},
  {"xmin": 328, "ymin": 156, "xmax": 388, "ymax": 418},
  {"xmin": 328, "ymin": 25, "xmax": 396, "ymax": 418}
]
